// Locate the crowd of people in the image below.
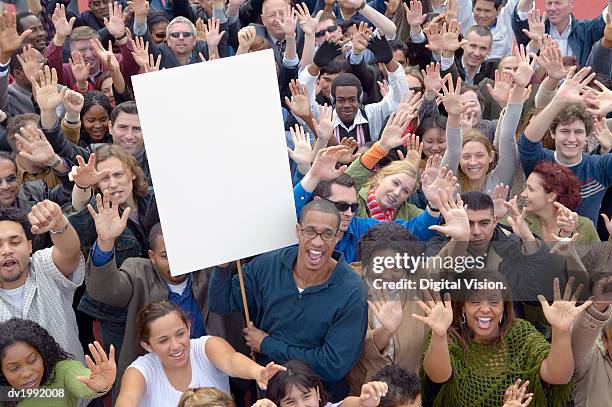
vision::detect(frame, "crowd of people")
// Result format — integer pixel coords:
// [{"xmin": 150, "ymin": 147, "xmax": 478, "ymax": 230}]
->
[{"xmin": 0, "ymin": 0, "xmax": 610, "ymax": 405}]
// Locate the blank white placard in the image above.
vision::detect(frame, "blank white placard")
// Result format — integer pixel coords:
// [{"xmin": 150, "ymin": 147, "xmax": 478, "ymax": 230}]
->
[{"xmin": 132, "ymin": 50, "xmax": 298, "ymax": 276}]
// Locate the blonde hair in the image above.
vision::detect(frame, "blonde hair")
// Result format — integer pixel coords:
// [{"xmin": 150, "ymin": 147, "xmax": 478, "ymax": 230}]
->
[
  {"xmin": 459, "ymin": 130, "xmax": 496, "ymax": 192},
  {"xmin": 364, "ymin": 160, "xmax": 418, "ymax": 192},
  {"xmin": 178, "ymin": 388, "xmax": 236, "ymax": 407},
  {"xmin": 94, "ymin": 144, "xmax": 148, "ymax": 198}
]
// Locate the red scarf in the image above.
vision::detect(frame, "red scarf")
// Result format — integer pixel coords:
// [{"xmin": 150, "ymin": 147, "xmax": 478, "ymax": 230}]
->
[{"xmin": 367, "ymin": 187, "xmax": 396, "ymax": 222}]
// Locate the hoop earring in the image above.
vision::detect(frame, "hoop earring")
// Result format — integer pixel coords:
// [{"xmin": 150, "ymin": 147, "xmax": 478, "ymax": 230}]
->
[{"xmin": 461, "ymin": 313, "xmax": 466, "ymax": 324}]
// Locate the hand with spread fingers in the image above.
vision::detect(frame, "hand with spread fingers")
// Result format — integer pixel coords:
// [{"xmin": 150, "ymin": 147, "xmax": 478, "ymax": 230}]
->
[
  {"xmin": 508, "ymin": 45, "xmax": 536, "ymax": 88},
  {"xmin": 539, "ymin": 42, "xmax": 566, "ymax": 82},
  {"xmin": 76, "ymin": 342, "xmax": 116, "ymax": 393},
  {"xmin": 15, "ymin": 45, "xmax": 42, "ymax": 85},
  {"xmin": 15, "ymin": 126, "xmax": 59, "ymax": 167},
  {"xmin": 315, "ymin": 104, "xmax": 334, "ymax": 144},
  {"xmin": 503, "ymin": 379, "xmax": 533, "ymax": 407},
  {"xmin": 255, "ymin": 361, "xmax": 286, "ymax": 390},
  {"xmin": 556, "ymin": 66, "xmax": 595, "ymax": 105},
  {"xmin": 28, "ymin": 200, "xmax": 67, "ymax": 235},
  {"xmin": 378, "ymin": 111, "xmax": 412, "ymax": 153},
  {"xmin": 593, "ymin": 117, "xmax": 612, "ymax": 153},
  {"xmin": 131, "ymin": 36, "xmax": 150, "ymax": 69},
  {"xmin": 422, "ymin": 62, "xmax": 444, "ymax": 99},
  {"xmin": 71, "ymin": 154, "xmax": 112, "ymax": 189},
  {"xmin": 0, "ymin": 12, "xmax": 32, "ymax": 58},
  {"xmin": 539, "ymin": 277, "xmax": 592, "ymax": 334},
  {"xmin": 422, "ymin": 166, "xmax": 457, "ymax": 207},
  {"xmin": 32, "ymin": 66, "xmax": 66, "ymax": 113},
  {"xmin": 337, "ymin": 137, "xmax": 359, "ymax": 164},
  {"xmin": 503, "ymin": 195, "xmax": 535, "ymax": 242},
  {"xmin": 295, "ymin": 3, "xmax": 322, "ymax": 37},
  {"xmin": 368, "ymin": 299, "xmax": 403, "ymax": 335},
  {"xmin": 522, "ymin": 8, "xmax": 546, "ymax": 49},
  {"xmin": 204, "ymin": 17, "xmax": 226, "ymax": 49},
  {"xmin": 585, "ymin": 80, "xmax": 612, "ymax": 117},
  {"xmin": 441, "ymin": 19, "xmax": 467, "ymax": 54},
  {"xmin": 287, "ymin": 124, "xmax": 313, "ymax": 170},
  {"xmin": 285, "ymin": 79, "xmax": 312, "ymax": 119},
  {"xmin": 51, "ymin": 4, "xmax": 76, "ymax": 40},
  {"xmin": 412, "ymin": 290, "xmax": 454, "ymax": 337},
  {"xmin": 359, "ymin": 380, "xmax": 389, "ymax": 407},
  {"xmin": 104, "ymin": 1, "xmax": 127, "ymax": 39},
  {"xmin": 87, "ymin": 190, "xmax": 131, "ymax": 247},
  {"xmin": 69, "ymin": 49, "xmax": 91, "ymax": 85},
  {"xmin": 487, "ymin": 69, "xmax": 514, "ymax": 106},
  {"xmin": 428, "ymin": 189, "xmax": 469, "ymax": 241},
  {"xmin": 397, "ymin": 134, "xmax": 423, "ymax": 169},
  {"xmin": 439, "ymin": 75, "xmax": 475, "ymax": 117},
  {"xmin": 489, "ymin": 183, "xmax": 509, "ymax": 219}
]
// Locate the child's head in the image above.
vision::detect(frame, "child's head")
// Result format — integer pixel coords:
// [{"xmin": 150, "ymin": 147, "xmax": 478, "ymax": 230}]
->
[
  {"xmin": 266, "ymin": 360, "xmax": 327, "ymax": 407},
  {"xmin": 371, "ymin": 365, "xmax": 421, "ymax": 407}
]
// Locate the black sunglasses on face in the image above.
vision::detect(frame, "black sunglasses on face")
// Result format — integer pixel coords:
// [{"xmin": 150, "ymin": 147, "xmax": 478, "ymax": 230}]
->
[
  {"xmin": 315, "ymin": 24, "xmax": 338, "ymax": 38},
  {"xmin": 326, "ymin": 199, "xmax": 359, "ymax": 213},
  {"xmin": 153, "ymin": 32, "xmax": 167, "ymax": 39},
  {"xmin": 169, "ymin": 31, "xmax": 193, "ymax": 38}
]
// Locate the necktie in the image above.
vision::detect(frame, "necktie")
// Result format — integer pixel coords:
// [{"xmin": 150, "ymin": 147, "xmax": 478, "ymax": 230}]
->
[{"xmin": 276, "ymin": 40, "xmax": 286, "ymax": 54}]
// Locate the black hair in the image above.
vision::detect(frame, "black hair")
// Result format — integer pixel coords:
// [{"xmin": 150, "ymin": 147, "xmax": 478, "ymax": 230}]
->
[
  {"xmin": 319, "ymin": 55, "xmax": 350, "ymax": 76},
  {"xmin": 311, "ymin": 174, "xmax": 355, "ymax": 200},
  {"xmin": 147, "ymin": 10, "xmax": 168, "ymax": 27},
  {"xmin": 81, "ymin": 90, "xmax": 112, "ymax": 121},
  {"xmin": 331, "ymin": 73, "xmax": 363, "ymax": 102},
  {"xmin": 148, "ymin": 222, "xmax": 164, "ymax": 251},
  {"xmin": 299, "ymin": 200, "xmax": 340, "ymax": 231},
  {"xmin": 472, "ymin": 0, "xmax": 504, "ymax": 10},
  {"xmin": 110, "ymin": 101, "xmax": 138, "ymax": 124},
  {"xmin": 266, "ymin": 360, "xmax": 328, "ymax": 407},
  {"xmin": 15, "ymin": 12, "xmax": 37, "ymax": 34},
  {"xmin": 371, "ymin": 365, "xmax": 421, "ymax": 407},
  {"xmin": 357, "ymin": 223, "xmax": 421, "ymax": 266},
  {"xmin": 388, "ymin": 39, "xmax": 408, "ymax": 59},
  {"xmin": 9, "ymin": 46, "xmax": 28, "ymax": 75},
  {"xmin": 460, "ymin": 191, "xmax": 494, "ymax": 213},
  {"xmin": 0, "ymin": 207, "xmax": 33, "ymax": 241},
  {"xmin": 0, "ymin": 318, "xmax": 71, "ymax": 389}
]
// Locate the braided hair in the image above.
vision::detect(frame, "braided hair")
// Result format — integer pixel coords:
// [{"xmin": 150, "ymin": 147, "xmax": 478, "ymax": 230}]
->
[{"xmin": 81, "ymin": 90, "xmax": 112, "ymax": 121}]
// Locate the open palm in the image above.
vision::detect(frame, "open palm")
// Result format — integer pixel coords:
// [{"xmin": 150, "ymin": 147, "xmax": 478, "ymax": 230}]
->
[
  {"xmin": 76, "ymin": 342, "xmax": 116, "ymax": 393},
  {"xmin": 413, "ymin": 292, "xmax": 453, "ymax": 337},
  {"xmin": 539, "ymin": 278, "xmax": 592, "ymax": 333},
  {"xmin": 369, "ymin": 300, "xmax": 403, "ymax": 334},
  {"xmin": 87, "ymin": 190, "xmax": 131, "ymax": 242}
]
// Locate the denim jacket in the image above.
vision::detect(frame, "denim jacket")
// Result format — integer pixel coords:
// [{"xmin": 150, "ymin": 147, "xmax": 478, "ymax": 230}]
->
[{"xmin": 68, "ymin": 189, "xmax": 155, "ymax": 322}]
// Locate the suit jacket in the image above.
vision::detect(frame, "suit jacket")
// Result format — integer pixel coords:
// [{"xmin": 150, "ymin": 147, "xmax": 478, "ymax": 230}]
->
[{"xmin": 252, "ymin": 24, "xmax": 305, "ymax": 67}]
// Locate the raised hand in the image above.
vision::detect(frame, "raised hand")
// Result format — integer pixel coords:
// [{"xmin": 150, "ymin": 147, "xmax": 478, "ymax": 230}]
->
[
  {"xmin": 539, "ymin": 277, "xmax": 592, "ymax": 333},
  {"xmin": 337, "ymin": 137, "xmax": 359, "ymax": 164},
  {"xmin": 128, "ymin": 0, "xmax": 149, "ymax": 19},
  {"xmin": 503, "ymin": 379, "xmax": 533, "ymax": 407},
  {"xmin": 313, "ymin": 40, "xmax": 342, "ymax": 68},
  {"xmin": 368, "ymin": 299, "xmax": 403, "ymax": 334},
  {"xmin": 352, "ymin": 22, "xmax": 372, "ymax": 54},
  {"xmin": 378, "ymin": 80, "xmax": 389, "ymax": 97},
  {"xmin": 359, "ymin": 381, "xmax": 389, "ymax": 407},
  {"xmin": 553, "ymin": 201, "xmax": 578, "ymax": 238},
  {"xmin": 52, "ymin": 4, "xmax": 76, "ymax": 39},
  {"xmin": 460, "ymin": 110, "xmax": 477, "ymax": 130},
  {"xmin": 15, "ymin": 45, "xmax": 42, "ymax": 86},
  {"xmin": 237, "ymin": 26, "xmax": 257, "ymax": 51},
  {"xmin": 104, "ymin": 2, "xmax": 127, "ymax": 39},
  {"xmin": 195, "ymin": 18, "xmax": 207, "ymax": 42},
  {"xmin": 439, "ymin": 75, "xmax": 475, "ymax": 116},
  {"xmin": 87, "ymin": 190, "xmax": 131, "ymax": 244},
  {"xmin": 593, "ymin": 117, "xmax": 612, "ymax": 152},
  {"xmin": 284, "ymin": 80, "xmax": 312, "ymax": 119},
  {"xmin": 384, "ymin": 0, "xmax": 400, "ymax": 17},
  {"xmin": 256, "ymin": 362, "xmax": 286, "ymax": 390},
  {"xmin": 487, "ymin": 70, "xmax": 514, "ymax": 106},
  {"xmin": 422, "ymin": 62, "xmax": 444, "ymax": 97},
  {"xmin": 508, "ymin": 83, "xmax": 533, "ymax": 104},
  {"xmin": 287, "ymin": 124, "xmax": 313, "ymax": 168},
  {"xmin": 592, "ymin": 274, "xmax": 612, "ymax": 311},
  {"xmin": 428, "ymin": 189, "xmax": 469, "ymax": 240},
  {"xmin": 444, "ymin": 0, "xmax": 458, "ymax": 23},
  {"xmin": 548, "ymin": 233, "xmax": 580, "ymax": 257},
  {"xmin": 28, "ymin": 200, "xmax": 66, "ymax": 234},
  {"xmin": 32, "ymin": 65, "xmax": 66, "ymax": 112},
  {"xmin": 15, "ymin": 126, "xmax": 58, "ymax": 166},
  {"xmin": 539, "ymin": 42, "xmax": 566, "ymax": 81},
  {"xmin": 421, "ymin": 154, "xmax": 442, "ymax": 184},
  {"xmin": 367, "ymin": 34, "xmax": 394, "ymax": 64},
  {"xmin": 522, "ymin": 8, "xmax": 546, "ymax": 48},
  {"xmin": 379, "ymin": 112, "xmax": 412, "ymax": 152},
  {"xmin": 131, "ymin": 36, "xmax": 150, "ymax": 69},
  {"xmin": 489, "ymin": 183, "xmax": 509, "ymax": 219},
  {"xmin": 404, "ymin": 0, "xmax": 425, "ymax": 28},
  {"xmin": 308, "ymin": 145, "xmax": 350, "ymax": 182},
  {"xmin": 503, "ymin": 195, "xmax": 535, "ymax": 242},
  {"xmin": 585, "ymin": 80, "xmax": 612, "ymax": 117},
  {"xmin": 315, "ymin": 104, "xmax": 334, "ymax": 143},
  {"xmin": 602, "ymin": 213, "xmax": 612, "ymax": 235},
  {"xmin": 204, "ymin": 18, "xmax": 226, "ymax": 49},
  {"xmin": 71, "ymin": 154, "xmax": 112, "ymax": 189},
  {"xmin": 144, "ymin": 53, "xmax": 161, "ymax": 72},
  {"xmin": 412, "ymin": 291, "xmax": 454, "ymax": 337},
  {"xmin": 556, "ymin": 66, "xmax": 595, "ymax": 104},
  {"xmin": 69, "ymin": 50, "xmax": 91, "ymax": 84},
  {"xmin": 279, "ymin": 5, "xmax": 297, "ymax": 36},
  {"xmin": 397, "ymin": 91, "xmax": 423, "ymax": 119},
  {"xmin": 441, "ymin": 19, "xmax": 467, "ymax": 54},
  {"xmin": 0, "ymin": 12, "xmax": 31, "ymax": 56},
  {"xmin": 295, "ymin": 3, "xmax": 322, "ymax": 36},
  {"xmin": 424, "ymin": 17, "xmax": 445, "ymax": 54},
  {"xmin": 63, "ymin": 89, "xmax": 84, "ymax": 114},
  {"xmin": 397, "ymin": 134, "xmax": 423, "ymax": 169},
  {"xmin": 422, "ymin": 166, "xmax": 457, "ymax": 205},
  {"xmin": 92, "ymin": 38, "xmax": 116, "ymax": 69},
  {"xmin": 508, "ymin": 45, "xmax": 535, "ymax": 88},
  {"xmin": 76, "ymin": 342, "xmax": 116, "ymax": 393}
]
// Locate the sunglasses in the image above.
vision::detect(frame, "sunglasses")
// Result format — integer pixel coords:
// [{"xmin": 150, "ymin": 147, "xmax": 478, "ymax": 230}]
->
[
  {"xmin": 153, "ymin": 32, "xmax": 167, "ymax": 39},
  {"xmin": 315, "ymin": 24, "xmax": 338, "ymax": 38},
  {"xmin": 0, "ymin": 175, "xmax": 17, "ymax": 185},
  {"xmin": 169, "ymin": 31, "xmax": 193, "ymax": 38},
  {"xmin": 326, "ymin": 199, "xmax": 358, "ymax": 213}
]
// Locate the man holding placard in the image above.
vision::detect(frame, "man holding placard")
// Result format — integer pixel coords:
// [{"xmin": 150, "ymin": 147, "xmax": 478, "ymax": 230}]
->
[{"xmin": 208, "ymin": 198, "xmax": 368, "ymax": 401}]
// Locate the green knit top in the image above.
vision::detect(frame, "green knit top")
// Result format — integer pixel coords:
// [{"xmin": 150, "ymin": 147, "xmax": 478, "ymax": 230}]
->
[
  {"xmin": 421, "ymin": 319, "xmax": 573, "ymax": 407},
  {"xmin": 16, "ymin": 360, "xmax": 104, "ymax": 406}
]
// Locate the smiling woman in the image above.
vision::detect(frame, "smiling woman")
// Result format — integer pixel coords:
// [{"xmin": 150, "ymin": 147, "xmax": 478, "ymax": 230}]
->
[{"xmin": 0, "ymin": 318, "xmax": 115, "ymax": 407}]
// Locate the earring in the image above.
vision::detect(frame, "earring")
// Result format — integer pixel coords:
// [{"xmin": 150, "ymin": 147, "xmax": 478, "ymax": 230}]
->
[
  {"xmin": 461, "ymin": 313, "xmax": 466, "ymax": 324},
  {"xmin": 499, "ymin": 315, "xmax": 503, "ymax": 325}
]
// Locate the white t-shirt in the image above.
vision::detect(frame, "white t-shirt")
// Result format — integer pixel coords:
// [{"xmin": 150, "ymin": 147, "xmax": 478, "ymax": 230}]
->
[
  {"xmin": 168, "ymin": 279, "xmax": 188, "ymax": 295},
  {"xmin": 128, "ymin": 336, "xmax": 230, "ymax": 407},
  {"xmin": 0, "ymin": 285, "xmax": 25, "ymax": 313}
]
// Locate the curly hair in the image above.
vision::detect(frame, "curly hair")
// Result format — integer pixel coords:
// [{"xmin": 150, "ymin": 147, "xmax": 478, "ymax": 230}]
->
[
  {"xmin": 549, "ymin": 103, "xmax": 593, "ymax": 138},
  {"xmin": 0, "ymin": 318, "xmax": 71, "ymax": 388},
  {"xmin": 371, "ymin": 364, "xmax": 420, "ymax": 407},
  {"xmin": 82, "ymin": 91, "xmax": 112, "ymax": 120}
]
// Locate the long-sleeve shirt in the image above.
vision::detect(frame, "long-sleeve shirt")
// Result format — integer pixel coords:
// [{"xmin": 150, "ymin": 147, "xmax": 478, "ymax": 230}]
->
[
  {"xmin": 518, "ymin": 134, "xmax": 612, "ymax": 225},
  {"xmin": 208, "ymin": 245, "xmax": 368, "ymax": 383},
  {"xmin": 298, "ymin": 62, "xmax": 409, "ymax": 142},
  {"xmin": 442, "ymin": 101, "xmax": 523, "ymax": 194},
  {"xmin": 293, "ymin": 182, "xmax": 439, "ymax": 262}
]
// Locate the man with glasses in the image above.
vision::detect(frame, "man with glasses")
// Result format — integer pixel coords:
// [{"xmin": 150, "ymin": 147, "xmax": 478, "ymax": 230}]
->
[{"xmin": 209, "ymin": 198, "xmax": 368, "ymax": 400}]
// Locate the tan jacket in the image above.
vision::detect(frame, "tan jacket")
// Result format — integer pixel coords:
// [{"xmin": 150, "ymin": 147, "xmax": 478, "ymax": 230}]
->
[{"xmin": 571, "ymin": 304, "xmax": 612, "ymax": 407}]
